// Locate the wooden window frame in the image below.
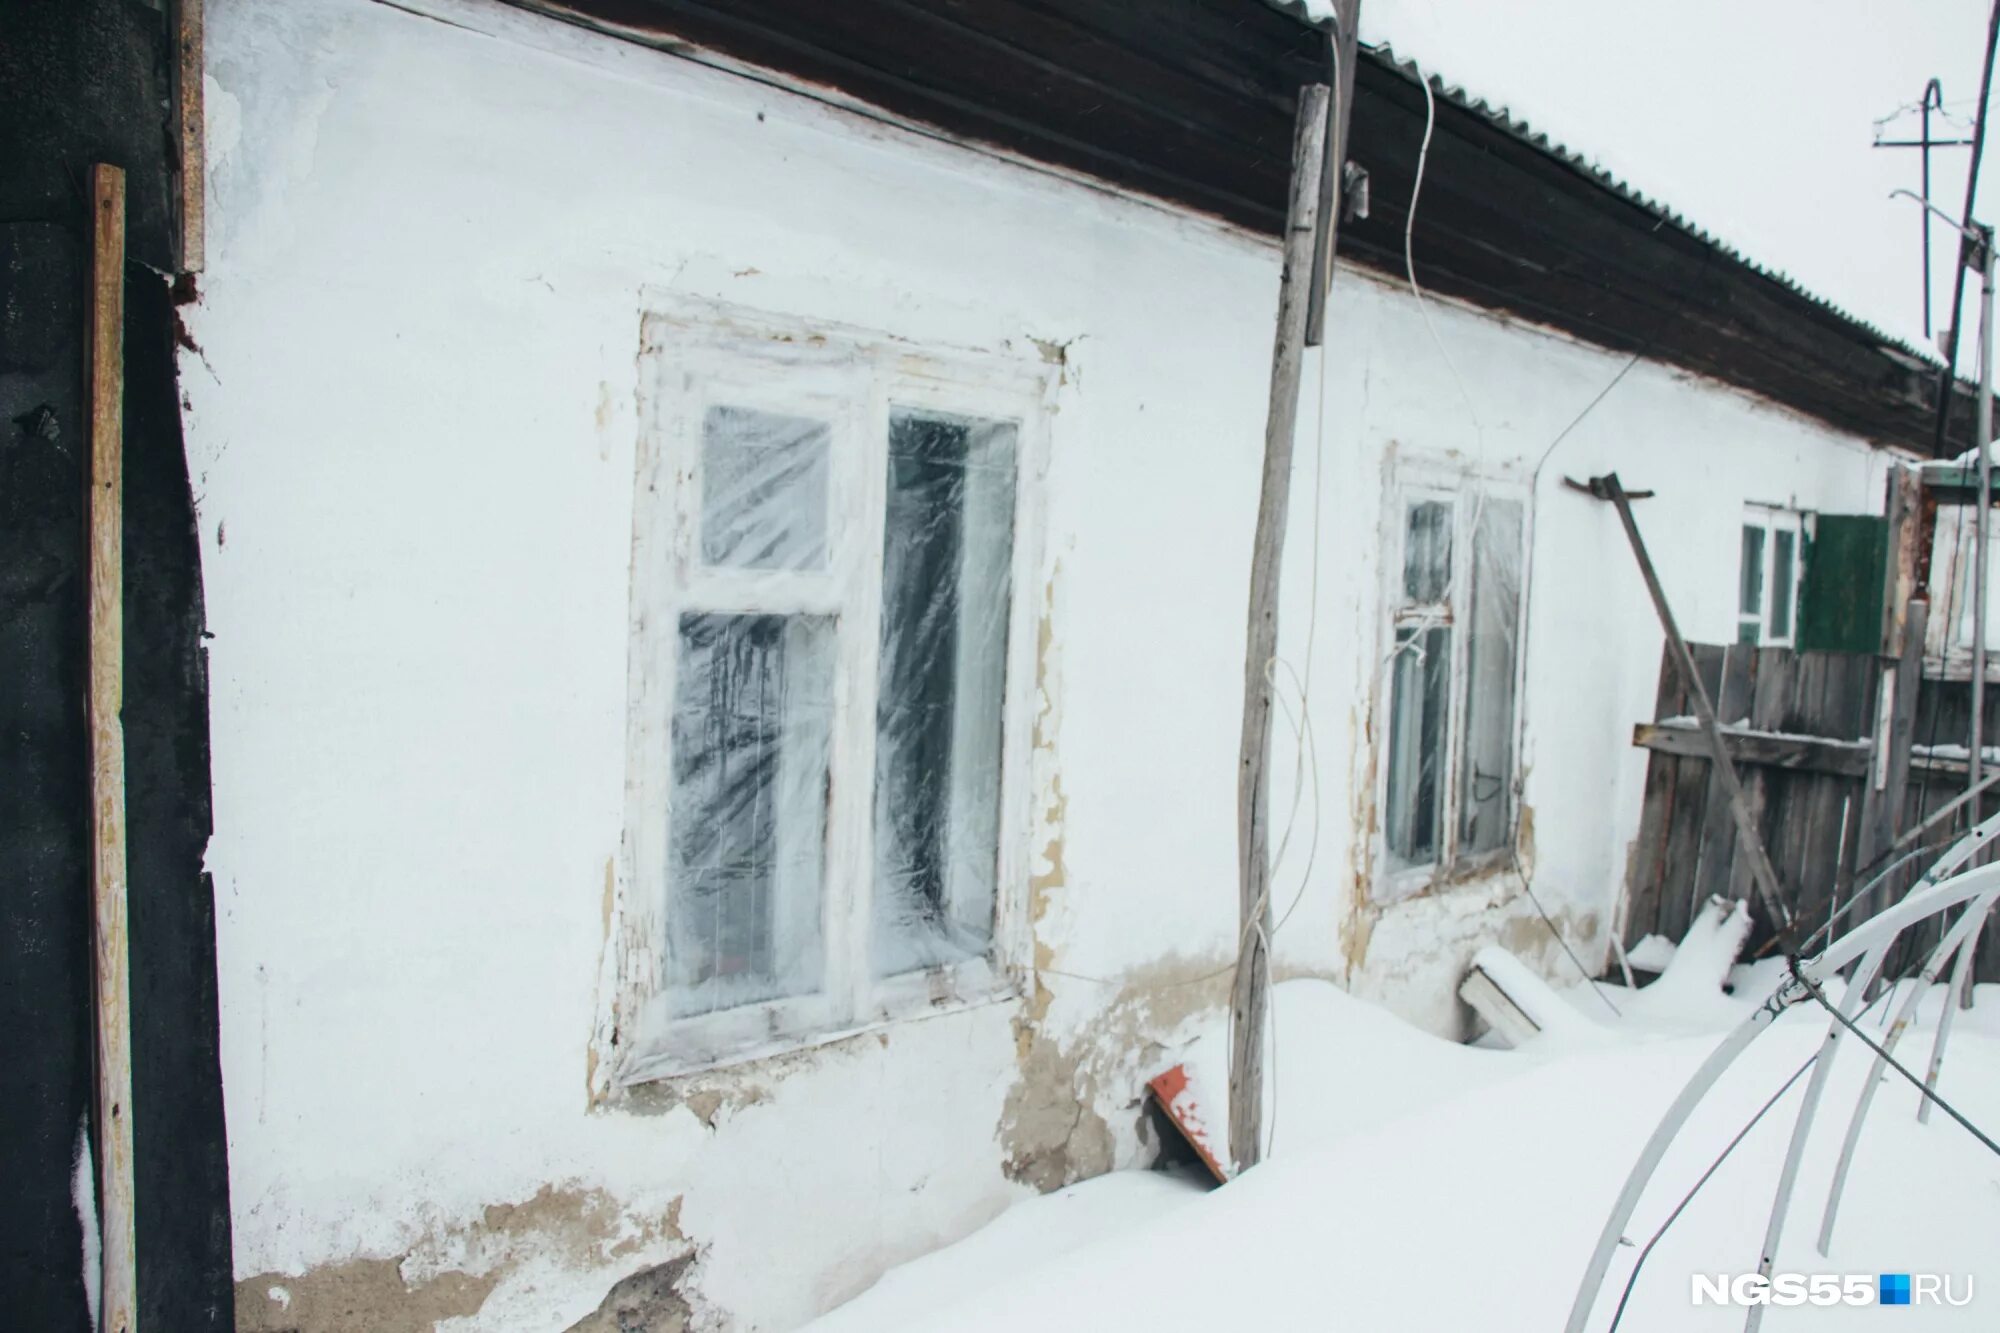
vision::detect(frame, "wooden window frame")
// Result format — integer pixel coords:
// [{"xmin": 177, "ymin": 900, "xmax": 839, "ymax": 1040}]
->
[
  {"xmin": 1373, "ymin": 459, "xmax": 1530, "ymax": 904},
  {"xmin": 615, "ymin": 296, "xmax": 1052, "ymax": 1080}
]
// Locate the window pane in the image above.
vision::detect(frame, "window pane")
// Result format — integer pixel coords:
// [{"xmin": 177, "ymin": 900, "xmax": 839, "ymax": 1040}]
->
[
  {"xmin": 1738, "ymin": 619, "xmax": 1762, "ymax": 646},
  {"xmin": 1385, "ymin": 624, "xmax": 1450, "ymax": 866},
  {"xmin": 667, "ymin": 612, "xmax": 833, "ymax": 1016},
  {"xmin": 1739, "ymin": 524, "xmax": 1766, "ymax": 622},
  {"xmin": 701, "ymin": 405, "xmax": 831, "ymax": 570},
  {"xmin": 1404, "ymin": 500, "xmax": 1454, "ymax": 603},
  {"xmin": 873, "ymin": 410, "xmax": 1017, "ymax": 976},
  {"xmin": 1459, "ymin": 499, "xmax": 1523, "ymax": 856},
  {"xmin": 1770, "ymin": 528, "xmax": 1795, "ymax": 639}
]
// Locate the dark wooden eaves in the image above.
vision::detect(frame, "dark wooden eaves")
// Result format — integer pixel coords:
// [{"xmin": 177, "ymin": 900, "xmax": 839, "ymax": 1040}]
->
[{"xmin": 512, "ymin": 0, "xmax": 1975, "ymax": 457}]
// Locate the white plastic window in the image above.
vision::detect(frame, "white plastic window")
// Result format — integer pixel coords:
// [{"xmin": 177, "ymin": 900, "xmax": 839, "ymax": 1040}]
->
[
  {"xmin": 1738, "ymin": 505, "xmax": 1805, "ymax": 646},
  {"xmin": 1380, "ymin": 468, "xmax": 1527, "ymax": 896},
  {"xmin": 621, "ymin": 301, "xmax": 1046, "ymax": 1075}
]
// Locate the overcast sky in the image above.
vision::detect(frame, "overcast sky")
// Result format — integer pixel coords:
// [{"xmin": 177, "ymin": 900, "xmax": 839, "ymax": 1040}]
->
[{"xmin": 1356, "ymin": 0, "xmax": 1997, "ymax": 360}]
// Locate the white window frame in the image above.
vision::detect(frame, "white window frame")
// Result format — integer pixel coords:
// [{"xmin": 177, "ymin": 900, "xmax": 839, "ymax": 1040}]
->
[
  {"xmin": 1373, "ymin": 459, "xmax": 1530, "ymax": 904},
  {"xmin": 1738, "ymin": 504, "xmax": 1808, "ymax": 647},
  {"xmin": 616, "ymin": 296, "xmax": 1051, "ymax": 1080}
]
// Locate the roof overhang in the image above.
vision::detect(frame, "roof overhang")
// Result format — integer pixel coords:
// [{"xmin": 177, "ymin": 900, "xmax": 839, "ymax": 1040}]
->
[{"xmin": 509, "ymin": 0, "xmax": 1976, "ymax": 456}]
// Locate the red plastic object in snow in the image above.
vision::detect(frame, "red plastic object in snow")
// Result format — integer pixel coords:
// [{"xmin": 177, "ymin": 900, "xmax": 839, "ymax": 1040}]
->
[{"xmin": 1148, "ymin": 1063, "xmax": 1230, "ymax": 1184}]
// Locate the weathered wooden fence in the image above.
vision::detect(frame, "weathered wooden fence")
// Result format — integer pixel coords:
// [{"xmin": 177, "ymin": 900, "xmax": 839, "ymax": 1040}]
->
[
  {"xmin": 1623, "ymin": 642, "xmax": 1876, "ymax": 953},
  {"xmin": 1883, "ymin": 672, "xmax": 2000, "ymax": 981},
  {"xmin": 1621, "ymin": 639, "xmax": 2000, "ymax": 983}
]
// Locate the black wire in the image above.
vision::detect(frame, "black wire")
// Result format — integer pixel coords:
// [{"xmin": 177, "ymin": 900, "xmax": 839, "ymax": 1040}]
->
[
  {"xmin": 1604, "ymin": 1052, "xmax": 1820, "ymax": 1333},
  {"xmin": 1603, "ymin": 975, "xmax": 1921, "ymax": 1333},
  {"xmin": 1926, "ymin": 0, "xmax": 2000, "ymax": 459},
  {"xmin": 1790, "ymin": 957, "xmax": 2000, "ymax": 1158},
  {"xmin": 1510, "ymin": 845, "xmax": 1622, "ymax": 1016}
]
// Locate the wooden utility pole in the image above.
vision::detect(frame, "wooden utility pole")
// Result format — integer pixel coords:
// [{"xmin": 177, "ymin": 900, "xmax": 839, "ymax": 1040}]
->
[
  {"xmin": 87, "ymin": 162, "xmax": 137, "ymax": 1333},
  {"xmin": 1230, "ymin": 41, "xmax": 1351, "ymax": 1172},
  {"xmin": 1305, "ymin": 0, "xmax": 1361, "ymax": 349}
]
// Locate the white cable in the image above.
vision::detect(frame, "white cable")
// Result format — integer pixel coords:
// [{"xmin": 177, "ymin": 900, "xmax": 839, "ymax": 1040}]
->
[{"xmin": 1404, "ymin": 63, "xmax": 1484, "ymax": 445}]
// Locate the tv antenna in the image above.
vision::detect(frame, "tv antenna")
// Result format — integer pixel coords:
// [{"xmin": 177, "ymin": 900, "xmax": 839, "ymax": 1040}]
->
[{"xmin": 1875, "ymin": 78, "xmax": 1976, "ymax": 338}]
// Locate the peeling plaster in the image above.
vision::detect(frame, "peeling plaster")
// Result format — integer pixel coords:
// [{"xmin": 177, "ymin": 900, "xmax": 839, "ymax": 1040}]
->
[{"xmin": 235, "ymin": 1186, "xmax": 687, "ymax": 1333}]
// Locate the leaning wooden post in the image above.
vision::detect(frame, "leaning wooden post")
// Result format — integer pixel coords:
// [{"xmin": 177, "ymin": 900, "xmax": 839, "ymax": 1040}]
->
[
  {"xmin": 1583, "ymin": 474, "xmax": 1797, "ymax": 950},
  {"xmin": 1229, "ymin": 83, "xmax": 1330, "ymax": 1175},
  {"xmin": 87, "ymin": 162, "xmax": 138, "ymax": 1333}
]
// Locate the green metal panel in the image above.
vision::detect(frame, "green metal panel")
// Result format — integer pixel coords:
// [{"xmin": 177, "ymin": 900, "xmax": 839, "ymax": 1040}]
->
[{"xmin": 1797, "ymin": 514, "xmax": 1887, "ymax": 654}]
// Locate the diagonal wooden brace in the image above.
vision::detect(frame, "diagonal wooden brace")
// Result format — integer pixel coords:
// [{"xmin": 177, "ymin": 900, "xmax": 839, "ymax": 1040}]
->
[{"xmin": 1571, "ymin": 472, "xmax": 1798, "ymax": 950}]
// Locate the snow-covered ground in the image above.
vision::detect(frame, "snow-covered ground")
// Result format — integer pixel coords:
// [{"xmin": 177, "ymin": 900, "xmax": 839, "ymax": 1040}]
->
[{"xmin": 804, "ymin": 936, "xmax": 2000, "ymax": 1331}]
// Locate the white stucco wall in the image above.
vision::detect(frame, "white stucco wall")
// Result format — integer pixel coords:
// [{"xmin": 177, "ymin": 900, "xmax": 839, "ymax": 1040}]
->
[{"xmin": 182, "ymin": 0, "xmax": 1900, "ymax": 1327}]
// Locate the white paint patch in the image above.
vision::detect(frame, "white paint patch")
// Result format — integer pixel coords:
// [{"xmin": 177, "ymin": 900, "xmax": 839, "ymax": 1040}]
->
[{"xmin": 72, "ymin": 1115, "xmax": 100, "ymax": 1330}]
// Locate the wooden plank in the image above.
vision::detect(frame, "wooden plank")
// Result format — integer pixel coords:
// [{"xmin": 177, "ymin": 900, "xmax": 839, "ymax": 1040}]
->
[
  {"xmin": 1855, "ymin": 660, "xmax": 1899, "ymax": 875},
  {"xmin": 1630, "ymin": 722, "xmax": 1872, "ymax": 778},
  {"xmin": 1230, "ymin": 83, "xmax": 1329, "ymax": 1176},
  {"xmin": 1623, "ymin": 642, "xmax": 1687, "ymax": 945},
  {"xmin": 1825, "ymin": 653, "xmax": 1876, "ymax": 915},
  {"xmin": 87, "ymin": 162, "xmax": 137, "ymax": 1333},
  {"xmin": 1882, "ymin": 465, "xmax": 1923, "ymax": 657},
  {"xmin": 1690, "ymin": 645, "xmax": 1758, "ymax": 910},
  {"xmin": 177, "ymin": 0, "xmax": 205, "ymax": 273},
  {"xmin": 1793, "ymin": 656, "xmax": 1855, "ymax": 931},
  {"xmin": 1729, "ymin": 648, "xmax": 1793, "ymax": 907},
  {"xmin": 1658, "ymin": 752, "xmax": 1712, "ymax": 945},
  {"xmin": 1919, "ymin": 465, "xmax": 2000, "ymax": 505},
  {"xmin": 1590, "ymin": 476, "xmax": 1795, "ymax": 942},
  {"xmin": 1774, "ymin": 652, "xmax": 1829, "ymax": 918},
  {"xmin": 1660, "ymin": 646, "xmax": 1727, "ymax": 943}
]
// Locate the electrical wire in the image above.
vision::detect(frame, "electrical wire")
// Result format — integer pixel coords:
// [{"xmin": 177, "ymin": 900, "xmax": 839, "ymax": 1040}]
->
[
  {"xmin": 1603, "ymin": 1052, "xmax": 1820, "ymax": 1333},
  {"xmin": 1790, "ymin": 958, "xmax": 2000, "ymax": 1158},
  {"xmin": 1511, "ymin": 845, "xmax": 1621, "ymax": 1016},
  {"xmin": 1925, "ymin": 0, "xmax": 2000, "ymax": 459},
  {"xmin": 1395, "ymin": 60, "xmax": 1644, "ymax": 1013},
  {"xmin": 1603, "ymin": 970, "xmax": 1930, "ymax": 1333}
]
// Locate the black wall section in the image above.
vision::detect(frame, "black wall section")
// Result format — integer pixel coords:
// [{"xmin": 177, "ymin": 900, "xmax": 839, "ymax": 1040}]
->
[
  {"xmin": 0, "ymin": 218, "xmax": 94, "ymax": 1333},
  {"xmin": 2, "ymin": 2, "xmax": 232, "ymax": 1328},
  {"xmin": 123, "ymin": 266, "xmax": 233, "ymax": 1331}
]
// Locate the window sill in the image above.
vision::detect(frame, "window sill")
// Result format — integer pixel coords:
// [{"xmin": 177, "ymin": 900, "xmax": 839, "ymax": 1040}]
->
[
  {"xmin": 1371, "ymin": 848, "xmax": 1516, "ymax": 908},
  {"xmin": 615, "ymin": 964, "xmax": 1023, "ymax": 1087}
]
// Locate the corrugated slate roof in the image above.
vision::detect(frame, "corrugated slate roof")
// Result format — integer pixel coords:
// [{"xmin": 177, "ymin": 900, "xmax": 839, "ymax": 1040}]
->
[{"xmin": 1265, "ymin": 0, "xmax": 1945, "ymax": 374}]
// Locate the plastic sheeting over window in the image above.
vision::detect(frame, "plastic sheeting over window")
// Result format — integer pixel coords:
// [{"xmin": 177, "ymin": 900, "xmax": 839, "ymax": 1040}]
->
[
  {"xmin": 872, "ymin": 410, "xmax": 1017, "ymax": 976},
  {"xmin": 1386, "ymin": 622, "xmax": 1449, "ymax": 863},
  {"xmin": 659, "ymin": 393, "xmax": 1019, "ymax": 1021},
  {"xmin": 701, "ymin": 406, "xmax": 832, "ymax": 571},
  {"xmin": 1386, "ymin": 498, "xmax": 1454, "ymax": 867},
  {"xmin": 1381, "ymin": 480, "xmax": 1526, "ymax": 888},
  {"xmin": 667, "ymin": 613, "xmax": 833, "ymax": 1017},
  {"xmin": 1459, "ymin": 498, "xmax": 1522, "ymax": 856}
]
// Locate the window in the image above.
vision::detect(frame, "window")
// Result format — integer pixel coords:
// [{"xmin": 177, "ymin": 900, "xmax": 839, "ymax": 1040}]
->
[
  {"xmin": 1379, "ymin": 467, "xmax": 1527, "ymax": 896},
  {"xmin": 620, "ymin": 301, "xmax": 1047, "ymax": 1075},
  {"xmin": 1738, "ymin": 506, "xmax": 1806, "ymax": 646}
]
